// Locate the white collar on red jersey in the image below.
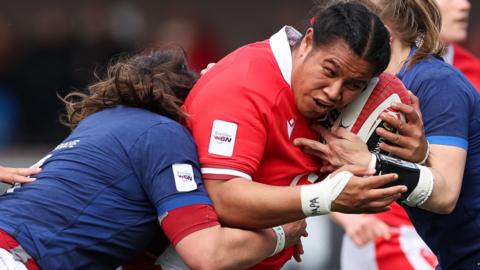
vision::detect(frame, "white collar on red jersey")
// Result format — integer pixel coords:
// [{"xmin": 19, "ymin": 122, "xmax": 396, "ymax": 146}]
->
[{"xmin": 269, "ymin": 26, "xmax": 302, "ymax": 87}]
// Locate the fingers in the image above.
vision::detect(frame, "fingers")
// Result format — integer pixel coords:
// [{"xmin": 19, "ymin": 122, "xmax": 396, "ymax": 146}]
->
[
  {"xmin": 294, "ymin": 138, "xmax": 330, "ymax": 155},
  {"xmin": 0, "ymin": 167, "xmax": 41, "ymax": 184},
  {"xmin": 376, "ymin": 127, "xmax": 405, "ymax": 146},
  {"xmin": 200, "ymin": 63, "xmax": 216, "ymax": 76},
  {"xmin": 336, "ymin": 165, "xmax": 375, "ymax": 177},
  {"xmin": 293, "ymin": 241, "xmax": 304, "ymax": 262},
  {"xmin": 407, "ymin": 91, "xmax": 423, "ymax": 119},
  {"xmin": 390, "ymin": 102, "xmax": 421, "ymax": 125},
  {"xmin": 363, "ymin": 173, "xmax": 403, "ymax": 189},
  {"xmin": 3, "ymin": 167, "xmax": 42, "ymax": 176}
]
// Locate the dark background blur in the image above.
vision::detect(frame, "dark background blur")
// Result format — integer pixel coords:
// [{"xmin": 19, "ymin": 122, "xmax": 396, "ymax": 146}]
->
[{"xmin": 0, "ymin": 0, "xmax": 478, "ymax": 147}]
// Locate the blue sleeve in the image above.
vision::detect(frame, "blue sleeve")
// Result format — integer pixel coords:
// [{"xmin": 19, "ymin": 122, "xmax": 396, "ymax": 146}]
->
[
  {"xmin": 413, "ymin": 67, "xmax": 474, "ymax": 150},
  {"xmin": 129, "ymin": 122, "xmax": 212, "ymax": 217}
]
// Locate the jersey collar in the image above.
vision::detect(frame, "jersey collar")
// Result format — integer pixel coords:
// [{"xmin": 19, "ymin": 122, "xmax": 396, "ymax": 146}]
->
[{"xmin": 269, "ymin": 26, "xmax": 302, "ymax": 87}]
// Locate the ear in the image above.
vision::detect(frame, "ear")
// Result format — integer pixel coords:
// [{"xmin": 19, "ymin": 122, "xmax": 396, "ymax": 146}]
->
[
  {"xmin": 299, "ymin": 28, "xmax": 315, "ymax": 57},
  {"xmin": 384, "ymin": 24, "xmax": 394, "ymax": 45}
]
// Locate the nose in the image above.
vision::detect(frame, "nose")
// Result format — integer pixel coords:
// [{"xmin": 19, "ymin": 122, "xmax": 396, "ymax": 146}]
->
[
  {"xmin": 323, "ymin": 79, "xmax": 343, "ymax": 102},
  {"xmin": 460, "ymin": 0, "xmax": 471, "ymax": 12}
]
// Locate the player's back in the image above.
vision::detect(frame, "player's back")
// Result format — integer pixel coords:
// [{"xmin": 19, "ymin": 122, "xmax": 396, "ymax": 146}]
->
[{"xmin": 0, "ymin": 106, "xmax": 181, "ymax": 269}]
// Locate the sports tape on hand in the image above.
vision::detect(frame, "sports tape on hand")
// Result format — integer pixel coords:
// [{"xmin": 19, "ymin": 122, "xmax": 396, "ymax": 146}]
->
[{"xmin": 300, "ymin": 171, "xmax": 353, "ymax": 216}]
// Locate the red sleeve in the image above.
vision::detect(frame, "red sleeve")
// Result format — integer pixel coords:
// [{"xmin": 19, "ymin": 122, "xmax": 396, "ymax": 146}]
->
[
  {"xmin": 183, "ymin": 58, "xmax": 273, "ymax": 181},
  {"xmin": 161, "ymin": 204, "xmax": 220, "ymax": 246},
  {"xmin": 453, "ymin": 44, "xmax": 480, "ymax": 92}
]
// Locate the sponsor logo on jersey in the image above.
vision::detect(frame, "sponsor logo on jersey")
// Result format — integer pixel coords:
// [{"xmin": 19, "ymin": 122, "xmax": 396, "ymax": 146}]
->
[
  {"xmin": 54, "ymin": 139, "xmax": 80, "ymax": 151},
  {"xmin": 208, "ymin": 120, "xmax": 238, "ymax": 157},
  {"xmin": 213, "ymin": 131, "xmax": 233, "ymax": 144},
  {"xmin": 172, "ymin": 163, "xmax": 197, "ymax": 192}
]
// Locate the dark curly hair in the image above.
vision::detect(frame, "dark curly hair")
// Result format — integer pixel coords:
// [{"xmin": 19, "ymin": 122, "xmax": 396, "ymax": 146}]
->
[{"xmin": 60, "ymin": 46, "xmax": 197, "ymax": 130}]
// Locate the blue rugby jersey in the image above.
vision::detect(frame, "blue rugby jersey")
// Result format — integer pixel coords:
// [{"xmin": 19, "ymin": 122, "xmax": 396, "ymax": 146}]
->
[
  {"xmin": 398, "ymin": 46, "xmax": 480, "ymax": 269},
  {"xmin": 0, "ymin": 106, "xmax": 212, "ymax": 269}
]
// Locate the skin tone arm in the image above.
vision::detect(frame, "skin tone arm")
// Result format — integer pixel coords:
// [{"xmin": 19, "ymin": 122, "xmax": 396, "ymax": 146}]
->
[
  {"xmin": 205, "ymin": 165, "xmax": 406, "ymax": 229},
  {"xmin": 0, "ymin": 166, "xmax": 40, "ymax": 184},
  {"xmin": 330, "ymin": 212, "xmax": 390, "ymax": 246},
  {"xmin": 294, "ymin": 94, "xmax": 465, "ymax": 214},
  {"xmin": 175, "ymin": 220, "xmax": 307, "ymax": 270}
]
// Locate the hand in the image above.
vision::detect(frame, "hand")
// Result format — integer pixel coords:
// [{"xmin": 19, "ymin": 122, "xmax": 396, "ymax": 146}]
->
[
  {"xmin": 376, "ymin": 91, "xmax": 428, "ymax": 163},
  {"xmin": 200, "ymin": 63, "xmax": 216, "ymax": 76},
  {"xmin": 0, "ymin": 166, "xmax": 41, "ymax": 184},
  {"xmin": 330, "ymin": 165, "xmax": 406, "ymax": 214},
  {"xmin": 294, "ymin": 125, "xmax": 371, "ymax": 168},
  {"xmin": 293, "ymin": 240, "xmax": 304, "ymax": 262},
  {"xmin": 341, "ymin": 215, "xmax": 391, "ymax": 246},
  {"xmin": 282, "ymin": 219, "xmax": 308, "ymax": 252}
]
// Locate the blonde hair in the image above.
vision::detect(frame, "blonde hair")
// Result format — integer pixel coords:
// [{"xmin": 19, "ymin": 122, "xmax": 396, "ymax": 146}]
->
[{"xmin": 370, "ymin": 0, "xmax": 445, "ymax": 68}]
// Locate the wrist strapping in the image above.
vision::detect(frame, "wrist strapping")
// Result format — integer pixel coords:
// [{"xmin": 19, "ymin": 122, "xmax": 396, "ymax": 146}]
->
[
  {"xmin": 271, "ymin": 226, "xmax": 285, "ymax": 256},
  {"xmin": 373, "ymin": 153, "xmax": 434, "ymax": 207},
  {"xmin": 300, "ymin": 171, "xmax": 353, "ymax": 216},
  {"xmin": 403, "ymin": 164, "xmax": 434, "ymax": 207}
]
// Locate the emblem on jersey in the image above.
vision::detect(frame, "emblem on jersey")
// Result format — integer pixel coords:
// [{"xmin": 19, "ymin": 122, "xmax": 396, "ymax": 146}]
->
[
  {"xmin": 208, "ymin": 120, "xmax": 237, "ymax": 157},
  {"xmin": 287, "ymin": 118, "xmax": 295, "ymax": 140},
  {"xmin": 172, "ymin": 163, "xmax": 197, "ymax": 192}
]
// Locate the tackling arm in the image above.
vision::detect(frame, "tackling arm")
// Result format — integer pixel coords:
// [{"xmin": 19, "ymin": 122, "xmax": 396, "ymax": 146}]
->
[{"xmin": 205, "ymin": 166, "xmax": 406, "ymax": 230}]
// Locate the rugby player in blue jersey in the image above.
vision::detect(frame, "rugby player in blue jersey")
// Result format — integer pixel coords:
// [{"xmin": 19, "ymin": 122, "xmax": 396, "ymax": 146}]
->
[{"xmin": 0, "ymin": 47, "xmax": 308, "ymax": 270}]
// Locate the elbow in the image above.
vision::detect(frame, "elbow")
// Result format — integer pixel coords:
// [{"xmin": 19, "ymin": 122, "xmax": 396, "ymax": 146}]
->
[
  {"xmin": 186, "ymin": 248, "xmax": 227, "ymax": 270},
  {"xmin": 428, "ymin": 196, "xmax": 458, "ymax": 215},
  {"xmin": 437, "ymin": 200, "xmax": 457, "ymax": 215}
]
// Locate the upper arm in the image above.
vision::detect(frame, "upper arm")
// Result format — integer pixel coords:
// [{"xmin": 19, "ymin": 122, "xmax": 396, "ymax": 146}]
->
[
  {"xmin": 185, "ymin": 81, "xmax": 270, "ymax": 181},
  {"xmin": 129, "ymin": 123, "xmax": 212, "ymax": 216},
  {"xmin": 414, "ymin": 71, "xmax": 472, "ymax": 203}
]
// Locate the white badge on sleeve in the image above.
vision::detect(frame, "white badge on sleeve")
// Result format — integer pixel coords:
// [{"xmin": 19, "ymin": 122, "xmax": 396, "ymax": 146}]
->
[
  {"xmin": 208, "ymin": 120, "xmax": 238, "ymax": 157},
  {"xmin": 172, "ymin": 163, "xmax": 197, "ymax": 192}
]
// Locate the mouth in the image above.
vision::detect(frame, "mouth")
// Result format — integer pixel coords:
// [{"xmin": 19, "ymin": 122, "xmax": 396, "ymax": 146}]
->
[{"xmin": 313, "ymin": 98, "xmax": 334, "ymax": 111}]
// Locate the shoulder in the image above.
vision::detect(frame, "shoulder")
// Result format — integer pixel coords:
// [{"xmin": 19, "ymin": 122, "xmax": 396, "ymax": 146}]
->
[
  {"xmin": 186, "ymin": 40, "xmax": 288, "ymax": 110},
  {"xmin": 406, "ymin": 57, "xmax": 476, "ymax": 98},
  {"xmin": 79, "ymin": 106, "xmax": 192, "ymax": 149}
]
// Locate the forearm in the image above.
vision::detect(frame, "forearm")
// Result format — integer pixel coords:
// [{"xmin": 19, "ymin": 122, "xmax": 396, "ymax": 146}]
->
[
  {"xmin": 417, "ymin": 145, "xmax": 465, "ymax": 214},
  {"xmin": 205, "ymin": 178, "xmax": 304, "ymax": 229},
  {"xmin": 176, "ymin": 225, "xmax": 276, "ymax": 270}
]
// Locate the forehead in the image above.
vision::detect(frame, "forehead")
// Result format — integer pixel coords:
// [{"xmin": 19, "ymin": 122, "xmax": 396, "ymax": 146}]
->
[{"xmin": 309, "ymin": 40, "xmax": 375, "ymax": 78}]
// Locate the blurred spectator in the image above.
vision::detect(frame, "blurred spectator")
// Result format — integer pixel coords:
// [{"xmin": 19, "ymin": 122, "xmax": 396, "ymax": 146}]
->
[
  {"xmin": 69, "ymin": 3, "xmax": 124, "ymax": 87},
  {"xmin": 0, "ymin": 16, "xmax": 19, "ymax": 147},
  {"xmin": 437, "ymin": 0, "xmax": 480, "ymax": 91},
  {"xmin": 151, "ymin": 17, "xmax": 220, "ymax": 72},
  {"xmin": 12, "ymin": 6, "xmax": 73, "ymax": 144}
]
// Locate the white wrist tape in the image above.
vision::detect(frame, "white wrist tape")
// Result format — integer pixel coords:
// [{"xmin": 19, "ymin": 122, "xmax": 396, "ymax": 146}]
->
[
  {"xmin": 368, "ymin": 153, "xmax": 377, "ymax": 171},
  {"xmin": 271, "ymin": 226, "xmax": 285, "ymax": 256},
  {"xmin": 300, "ymin": 171, "xmax": 353, "ymax": 216},
  {"xmin": 403, "ymin": 165, "xmax": 434, "ymax": 207}
]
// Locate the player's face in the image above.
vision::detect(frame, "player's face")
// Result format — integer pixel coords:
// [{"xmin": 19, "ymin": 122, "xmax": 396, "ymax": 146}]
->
[
  {"xmin": 291, "ymin": 31, "xmax": 375, "ymax": 120},
  {"xmin": 436, "ymin": 0, "xmax": 471, "ymax": 43}
]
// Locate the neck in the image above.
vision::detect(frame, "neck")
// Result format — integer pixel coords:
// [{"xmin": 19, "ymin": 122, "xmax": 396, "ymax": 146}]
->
[{"xmin": 385, "ymin": 40, "xmax": 412, "ymax": 75}]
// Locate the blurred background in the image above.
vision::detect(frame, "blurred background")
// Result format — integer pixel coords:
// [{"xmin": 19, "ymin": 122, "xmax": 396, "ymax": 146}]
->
[{"xmin": 0, "ymin": 0, "xmax": 478, "ymax": 269}]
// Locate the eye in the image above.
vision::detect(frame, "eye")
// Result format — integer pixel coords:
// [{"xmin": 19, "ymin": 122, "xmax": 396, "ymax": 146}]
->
[
  {"xmin": 323, "ymin": 67, "xmax": 336, "ymax": 77},
  {"xmin": 347, "ymin": 82, "xmax": 366, "ymax": 92}
]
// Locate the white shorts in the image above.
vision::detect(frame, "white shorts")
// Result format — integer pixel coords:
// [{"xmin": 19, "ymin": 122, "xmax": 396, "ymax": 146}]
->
[{"xmin": 341, "ymin": 225, "xmax": 438, "ymax": 270}]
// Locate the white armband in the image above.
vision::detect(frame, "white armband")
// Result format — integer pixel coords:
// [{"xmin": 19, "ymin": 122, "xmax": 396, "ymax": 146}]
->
[
  {"xmin": 300, "ymin": 171, "xmax": 353, "ymax": 216},
  {"xmin": 271, "ymin": 226, "xmax": 285, "ymax": 256},
  {"xmin": 402, "ymin": 165, "xmax": 434, "ymax": 207}
]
